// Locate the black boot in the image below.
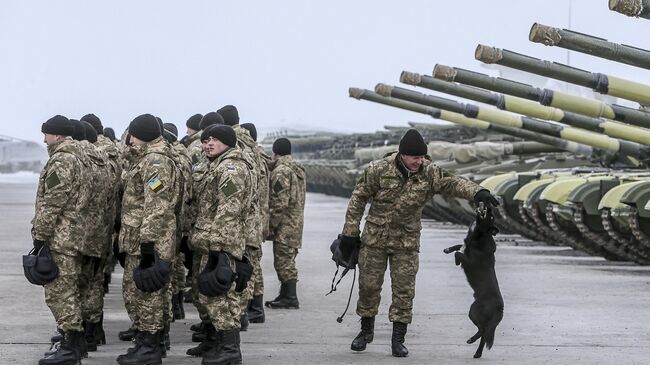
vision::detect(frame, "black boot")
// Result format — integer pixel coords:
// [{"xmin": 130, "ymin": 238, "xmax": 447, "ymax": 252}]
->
[
  {"xmin": 391, "ymin": 322, "xmax": 409, "ymax": 357},
  {"xmin": 202, "ymin": 329, "xmax": 241, "ymax": 365},
  {"xmin": 351, "ymin": 317, "xmax": 374, "ymax": 351},
  {"xmin": 50, "ymin": 328, "xmax": 64, "ymax": 344},
  {"xmin": 177, "ymin": 291, "xmax": 185, "ymax": 319},
  {"xmin": 95, "ymin": 314, "xmax": 106, "ymax": 346},
  {"xmin": 190, "ymin": 322, "xmax": 205, "ymax": 332},
  {"xmin": 117, "ymin": 331, "xmax": 162, "ymax": 365},
  {"xmin": 103, "ymin": 272, "xmax": 111, "ymax": 294},
  {"xmin": 192, "ymin": 322, "xmax": 210, "ymax": 342},
  {"xmin": 39, "ymin": 330, "xmax": 83, "ymax": 365},
  {"xmin": 240, "ymin": 313, "xmax": 249, "ymax": 332},
  {"xmin": 247, "ymin": 295, "xmax": 265, "ymax": 323},
  {"xmin": 266, "ymin": 280, "xmax": 299, "ymax": 309},
  {"xmin": 264, "ymin": 283, "xmax": 286, "ymax": 307},
  {"xmin": 85, "ymin": 321, "xmax": 99, "ymax": 352},
  {"xmin": 172, "ymin": 292, "xmax": 182, "ymax": 320},
  {"xmin": 184, "ymin": 289, "xmax": 193, "ymax": 303},
  {"xmin": 119, "ymin": 326, "xmax": 137, "ymax": 341},
  {"xmin": 160, "ymin": 325, "xmax": 170, "ymax": 358},
  {"xmin": 116, "ymin": 331, "xmax": 143, "ymax": 362},
  {"xmin": 186, "ymin": 323, "xmax": 216, "ymax": 357}
]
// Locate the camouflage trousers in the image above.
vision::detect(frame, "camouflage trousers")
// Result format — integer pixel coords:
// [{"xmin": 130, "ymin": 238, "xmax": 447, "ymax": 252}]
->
[
  {"xmin": 198, "ymin": 254, "xmax": 242, "ymax": 331},
  {"xmin": 45, "ymin": 250, "xmax": 83, "ymax": 332},
  {"xmin": 356, "ymin": 246, "xmax": 419, "ymax": 324},
  {"xmin": 79, "ymin": 255, "xmax": 105, "ymax": 324},
  {"xmin": 172, "ymin": 252, "xmax": 186, "ymax": 294},
  {"xmin": 191, "ymin": 253, "xmax": 210, "ymax": 322},
  {"xmin": 122, "ymin": 254, "xmax": 166, "ymax": 334},
  {"xmin": 272, "ymin": 242, "xmax": 298, "ymax": 283},
  {"xmin": 239, "ymin": 245, "xmax": 264, "ymax": 311}
]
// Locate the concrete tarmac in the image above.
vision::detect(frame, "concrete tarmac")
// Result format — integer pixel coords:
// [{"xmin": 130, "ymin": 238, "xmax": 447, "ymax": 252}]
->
[{"xmin": 2, "ymin": 177, "xmax": 650, "ymax": 364}]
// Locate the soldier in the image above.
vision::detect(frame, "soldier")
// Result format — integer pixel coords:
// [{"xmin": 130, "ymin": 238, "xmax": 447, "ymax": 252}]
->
[
  {"xmin": 341, "ymin": 129, "xmax": 499, "ymax": 357},
  {"xmin": 265, "ymin": 138, "xmax": 306, "ymax": 310},
  {"xmin": 185, "ymin": 112, "xmax": 223, "ymax": 165},
  {"xmin": 190, "ymin": 125, "xmax": 254, "ymax": 364},
  {"xmin": 33, "ymin": 116, "xmax": 87, "ymax": 365},
  {"xmin": 116, "ymin": 114, "xmax": 180, "ymax": 365}
]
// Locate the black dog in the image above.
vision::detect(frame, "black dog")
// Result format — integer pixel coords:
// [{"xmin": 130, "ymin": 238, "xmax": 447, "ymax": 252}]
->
[{"xmin": 444, "ymin": 203, "xmax": 503, "ymax": 358}]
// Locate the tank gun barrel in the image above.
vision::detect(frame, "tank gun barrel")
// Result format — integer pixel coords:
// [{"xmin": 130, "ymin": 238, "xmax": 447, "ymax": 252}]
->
[
  {"xmin": 529, "ymin": 23, "xmax": 650, "ymax": 70},
  {"xmin": 432, "ymin": 64, "xmax": 650, "ymax": 128},
  {"xmin": 475, "ymin": 44, "xmax": 650, "ymax": 106},
  {"xmin": 401, "ymin": 71, "xmax": 650, "ymax": 145},
  {"xmin": 609, "ymin": 0, "xmax": 650, "ymax": 20},
  {"xmin": 374, "ymin": 83, "xmax": 650, "ymax": 161},
  {"xmin": 348, "ymin": 87, "xmax": 593, "ymax": 156}
]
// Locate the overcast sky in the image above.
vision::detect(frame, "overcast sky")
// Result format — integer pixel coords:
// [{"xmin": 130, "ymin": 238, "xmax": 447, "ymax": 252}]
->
[{"xmin": 2, "ymin": 0, "xmax": 649, "ymax": 143}]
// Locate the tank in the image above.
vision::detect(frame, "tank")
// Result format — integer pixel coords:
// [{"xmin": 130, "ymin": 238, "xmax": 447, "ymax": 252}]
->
[
  {"xmin": 401, "ymin": 71, "xmax": 650, "ymax": 147},
  {"xmin": 609, "ymin": 0, "xmax": 650, "ymax": 20},
  {"xmin": 474, "ymin": 44, "xmax": 650, "ymax": 106},
  {"xmin": 432, "ymin": 64, "xmax": 650, "ymax": 127},
  {"xmin": 529, "ymin": 23, "xmax": 650, "ymax": 70}
]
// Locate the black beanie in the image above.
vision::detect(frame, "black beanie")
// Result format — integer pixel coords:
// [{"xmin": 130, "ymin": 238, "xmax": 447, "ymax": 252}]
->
[
  {"xmin": 398, "ymin": 129, "xmax": 428, "ymax": 156},
  {"xmin": 240, "ymin": 123, "xmax": 257, "ymax": 142},
  {"xmin": 129, "ymin": 114, "xmax": 161, "ymax": 142},
  {"xmin": 80, "ymin": 114, "xmax": 103, "ymax": 135},
  {"xmin": 81, "ymin": 121, "xmax": 98, "ymax": 143},
  {"xmin": 186, "ymin": 113, "xmax": 203, "ymax": 130},
  {"xmin": 41, "ymin": 115, "xmax": 74, "ymax": 136},
  {"xmin": 272, "ymin": 138, "xmax": 291, "ymax": 156},
  {"xmin": 69, "ymin": 119, "xmax": 86, "ymax": 141},
  {"xmin": 104, "ymin": 127, "xmax": 116, "ymax": 141},
  {"xmin": 217, "ymin": 105, "xmax": 239, "ymax": 126},
  {"xmin": 200, "ymin": 112, "xmax": 224, "ymax": 130},
  {"xmin": 201, "ymin": 125, "xmax": 237, "ymax": 148},
  {"xmin": 163, "ymin": 123, "xmax": 178, "ymax": 142}
]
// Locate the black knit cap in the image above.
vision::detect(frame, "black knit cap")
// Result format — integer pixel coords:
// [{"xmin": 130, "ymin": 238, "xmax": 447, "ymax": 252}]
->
[
  {"xmin": 272, "ymin": 138, "xmax": 291, "ymax": 156},
  {"xmin": 217, "ymin": 105, "xmax": 239, "ymax": 126},
  {"xmin": 200, "ymin": 112, "xmax": 224, "ymax": 130},
  {"xmin": 163, "ymin": 123, "xmax": 178, "ymax": 142},
  {"xmin": 41, "ymin": 115, "xmax": 74, "ymax": 136},
  {"xmin": 398, "ymin": 129, "xmax": 428, "ymax": 156},
  {"xmin": 69, "ymin": 119, "xmax": 86, "ymax": 141},
  {"xmin": 104, "ymin": 127, "xmax": 116, "ymax": 141},
  {"xmin": 129, "ymin": 114, "xmax": 161, "ymax": 142},
  {"xmin": 240, "ymin": 123, "xmax": 257, "ymax": 142},
  {"xmin": 201, "ymin": 125, "xmax": 237, "ymax": 148},
  {"xmin": 186, "ymin": 113, "xmax": 203, "ymax": 130},
  {"xmin": 80, "ymin": 114, "xmax": 103, "ymax": 135},
  {"xmin": 81, "ymin": 121, "xmax": 98, "ymax": 143}
]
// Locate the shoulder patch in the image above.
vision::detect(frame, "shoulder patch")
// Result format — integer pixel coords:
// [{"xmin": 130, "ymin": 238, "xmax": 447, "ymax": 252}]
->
[
  {"xmin": 147, "ymin": 176, "xmax": 164, "ymax": 192},
  {"xmin": 226, "ymin": 166, "xmax": 237, "ymax": 172},
  {"xmin": 273, "ymin": 179, "xmax": 284, "ymax": 193},
  {"xmin": 45, "ymin": 172, "xmax": 61, "ymax": 189},
  {"xmin": 52, "ymin": 159, "xmax": 64, "ymax": 166},
  {"xmin": 220, "ymin": 177, "xmax": 238, "ymax": 197},
  {"xmin": 150, "ymin": 161, "xmax": 161, "ymax": 166}
]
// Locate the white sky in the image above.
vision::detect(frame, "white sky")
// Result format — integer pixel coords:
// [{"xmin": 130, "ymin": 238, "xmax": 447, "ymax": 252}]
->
[{"xmin": 1, "ymin": 0, "xmax": 649, "ymax": 143}]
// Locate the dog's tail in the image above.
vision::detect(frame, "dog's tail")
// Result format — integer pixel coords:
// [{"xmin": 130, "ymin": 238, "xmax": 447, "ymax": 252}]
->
[{"xmin": 484, "ymin": 306, "xmax": 503, "ymax": 350}]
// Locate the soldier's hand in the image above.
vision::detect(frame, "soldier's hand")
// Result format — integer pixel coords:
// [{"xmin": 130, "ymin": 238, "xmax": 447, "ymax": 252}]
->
[
  {"xmin": 473, "ymin": 189, "xmax": 500, "ymax": 208},
  {"xmin": 33, "ymin": 239, "xmax": 46, "ymax": 251},
  {"xmin": 340, "ymin": 235, "xmax": 360, "ymax": 247},
  {"xmin": 139, "ymin": 242, "xmax": 156, "ymax": 268}
]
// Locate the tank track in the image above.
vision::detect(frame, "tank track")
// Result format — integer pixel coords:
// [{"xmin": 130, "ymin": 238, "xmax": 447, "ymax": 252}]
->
[
  {"xmin": 526, "ymin": 204, "xmax": 581, "ymax": 250},
  {"xmin": 516, "ymin": 203, "xmax": 558, "ymax": 243},
  {"xmin": 628, "ymin": 207, "xmax": 650, "ymax": 254}
]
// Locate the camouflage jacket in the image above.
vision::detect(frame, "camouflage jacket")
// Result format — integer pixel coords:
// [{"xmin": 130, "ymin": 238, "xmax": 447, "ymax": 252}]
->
[
  {"xmin": 173, "ymin": 142, "xmax": 193, "ymax": 237},
  {"xmin": 186, "ymin": 131, "xmax": 204, "ymax": 166},
  {"xmin": 234, "ymin": 125, "xmax": 264, "ymax": 247},
  {"xmin": 269, "ymin": 155, "xmax": 306, "ymax": 248},
  {"xmin": 257, "ymin": 145, "xmax": 271, "ymax": 240},
  {"xmin": 190, "ymin": 147, "xmax": 254, "ymax": 259},
  {"xmin": 342, "ymin": 152, "xmax": 482, "ymax": 251},
  {"xmin": 31, "ymin": 137, "xmax": 85, "ymax": 255},
  {"xmin": 119, "ymin": 137, "xmax": 180, "ymax": 261},
  {"xmin": 95, "ymin": 135, "xmax": 123, "ymax": 257}
]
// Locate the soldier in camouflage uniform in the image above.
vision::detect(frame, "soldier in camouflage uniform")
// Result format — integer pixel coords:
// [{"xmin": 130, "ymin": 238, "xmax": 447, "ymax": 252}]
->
[
  {"xmin": 342, "ymin": 129, "xmax": 498, "ymax": 357},
  {"xmin": 185, "ymin": 112, "xmax": 222, "ymax": 165},
  {"xmin": 190, "ymin": 125, "xmax": 254, "ymax": 364},
  {"xmin": 33, "ymin": 116, "xmax": 88, "ymax": 365},
  {"xmin": 265, "ymin": 137, "xmax": 306, "ymax": 310},
  {"xmin": 117, "ymin": 114, "xmax": 180, "ymax": 365}
]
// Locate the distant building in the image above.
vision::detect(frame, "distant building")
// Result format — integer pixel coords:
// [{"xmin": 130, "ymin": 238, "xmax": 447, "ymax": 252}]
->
[{"xmin": 0, "ymin": 135, "xmax": 47, "ymax": 173}]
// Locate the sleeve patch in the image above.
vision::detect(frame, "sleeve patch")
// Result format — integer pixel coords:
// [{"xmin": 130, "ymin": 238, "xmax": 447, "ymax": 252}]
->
[
  {"xmin": 227, "ymin": 166, "xmax": 237, "ymax": 172},
  {"xmin": 148, "ymin": 177, "xmax": 164, "ymax": 192},
  {"xmin": 273, "ymin": 180, "xmax": 284, "ymax": 193},
  {"xmin": 45, "ymin": 172, "xmax": 61, "ymax": 189},
  {"xmin": 220, "ymin": 178, "xmax": 238, "ymax": 197},
  {"xmin": 150, "ymin": 161, "xmax": 161, "ymax": 166}
]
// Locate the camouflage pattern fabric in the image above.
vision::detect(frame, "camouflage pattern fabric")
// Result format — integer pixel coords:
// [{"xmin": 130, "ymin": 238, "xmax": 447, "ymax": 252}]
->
[
  {"xmin": 191, "ymin": 252, "xmax": 210, "ymax": 322},
  {"xmin": 198, "ymin": 253, "xmax": 242, "ymax": 331},
  {"xmin": 356, "ymin": 246, "xmax": 419, "ymax": 324},
  {"xmin": 257, "ymin": 146, "xmax": 272, "ymax": 240},
  {"xmin": 272, "ymin": 242, "xmax": 298, "ymax": 282},
  {"xmin": 79, "ymin": 256, "xmax": 105, "ymax": 323},
  {"xmin": 233, "ymin": 125, "xmax": 264, "ymax": 249},
  {"xmin": 269, "ymin": 155, "xmax": 306, "ymax": 249},
  {"xmin": 239, "ymin": 245, "xmax": 263, "ymax": 311},
  {"xmin": 171, "ymin": 252, "xmax": 185, "ymax": 294},
  {"xmin": 185, "ymin": 132, "xmax": 204, "ymax": 166},
  {"xmin": 123, "ymin": 254, "xmax": 167, "ymax": 334},
  {"xmin": 44, "ymin": 250, "xmax": 83, "ymax": 332},
  {"xmin": 122, "ymin": 249, "xmax": 140, "ymax": 327}
]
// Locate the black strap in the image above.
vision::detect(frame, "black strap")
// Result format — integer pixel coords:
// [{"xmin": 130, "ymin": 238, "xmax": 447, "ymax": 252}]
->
[
  {"xmin": 336, "ymin": 268, "xmax": 356, "ymax": 323},
  {"xmin": 326, "ymin": 265, "xmax": 350, "ymax": 296}
]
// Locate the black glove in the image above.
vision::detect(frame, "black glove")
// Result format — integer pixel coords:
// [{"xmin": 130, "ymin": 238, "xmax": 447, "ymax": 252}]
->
[
  {"xmin": 139, "ymin": 242, "xmax": 155, "ymax": 268},
  {"xmin": 331, "ymin": 235, "xmax": 361, "ymax": 270},
  {"xmin": 473, "ymin": 189, "xmax": 500, "ymax": 208},
  {"xmin": 33, "ymin": 239, "xmax": 46, "ymax": 252}
]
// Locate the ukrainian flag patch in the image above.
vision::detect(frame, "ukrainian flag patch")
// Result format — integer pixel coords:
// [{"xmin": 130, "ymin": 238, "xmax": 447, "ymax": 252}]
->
[
  {"xmin": 150, "ymin": 161, "xmax": 161, "ymax": 166},
  {"xmin": 148, "ymin": 177, "xmax": 163, "ymax": 192}
]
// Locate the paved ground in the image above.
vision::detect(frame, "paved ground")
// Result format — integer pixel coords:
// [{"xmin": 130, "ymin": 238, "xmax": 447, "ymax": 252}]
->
[{"xmin": 2, "ymin": 176, "xmax": 650, "ymax": 364}]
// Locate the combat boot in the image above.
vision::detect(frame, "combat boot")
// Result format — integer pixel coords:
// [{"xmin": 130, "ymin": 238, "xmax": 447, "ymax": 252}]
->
[
  {"xmin": 351, "ymin": 317, "xmax": 374, "ymax": 351},
  {"xmin": 186, "ymin": 323, "xmax": 217, "ymax": 357},
  {"xmin": 117, "ymin": 331, "xmax": 162, "ymax": 365},
  {"xmin": 240, "ymin": 313, "xmax": 249, "ymax": 332},
  {"xmin": 50, "ymin": 328, "xmax": 64, "ymax": 344},
  {"xmin": 247, "ymin": 295, "xmax": 265, "ymax": 323},
  {"xmin": 391, "ymin": 322, "xmax": 409, "ymax": 357},
  {"xmin": 39, "ymin": 330, "xmax": 83, "ymax": 365},
  {"xmin": 119, "ymin": 326, "xmax": 137, "ymax": 341},
  {"xmin": 201, "ymin": 329, "xmax": 242, "ymax": 365},
  {"xmin": 266, "ymin": 280, "xmax": 299, "ymax": 309},
  {"xmin": 172, "ymin": 292, "xmax": 182, "ymax": 320},
  {"xmin": 84, "ymin": 321, "xmax": 99, "ymax": 352},
  {"xmin": 264, "ymin": 283, "xmax": 286, "ymax": 307},
  {"xmin": 160, "ymin": 325, "xmax": 170, "ymax": 358},
  {"xmin": 177, "ymin": 291, "xmax": 185, "ymax": 319},
  {"xmin": 190, "ymin": 322, "xmax": 205, "ymax": 332},
  {"xmin": 116, "ymin": 331, "xmax": 144, "ymax": 362},
  {"xmin": 192, "ymin": 323, "xmax": 210, "ymax": 342},
  {"xmin": 103, "ymin": 272, "xmax": 111, "ymax": 294}
]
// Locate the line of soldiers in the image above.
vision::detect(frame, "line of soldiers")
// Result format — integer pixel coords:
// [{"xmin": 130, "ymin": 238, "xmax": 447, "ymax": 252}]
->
[{"xmin": 31, "ymin": 106, "xmax": 307, "ymax": 365}]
